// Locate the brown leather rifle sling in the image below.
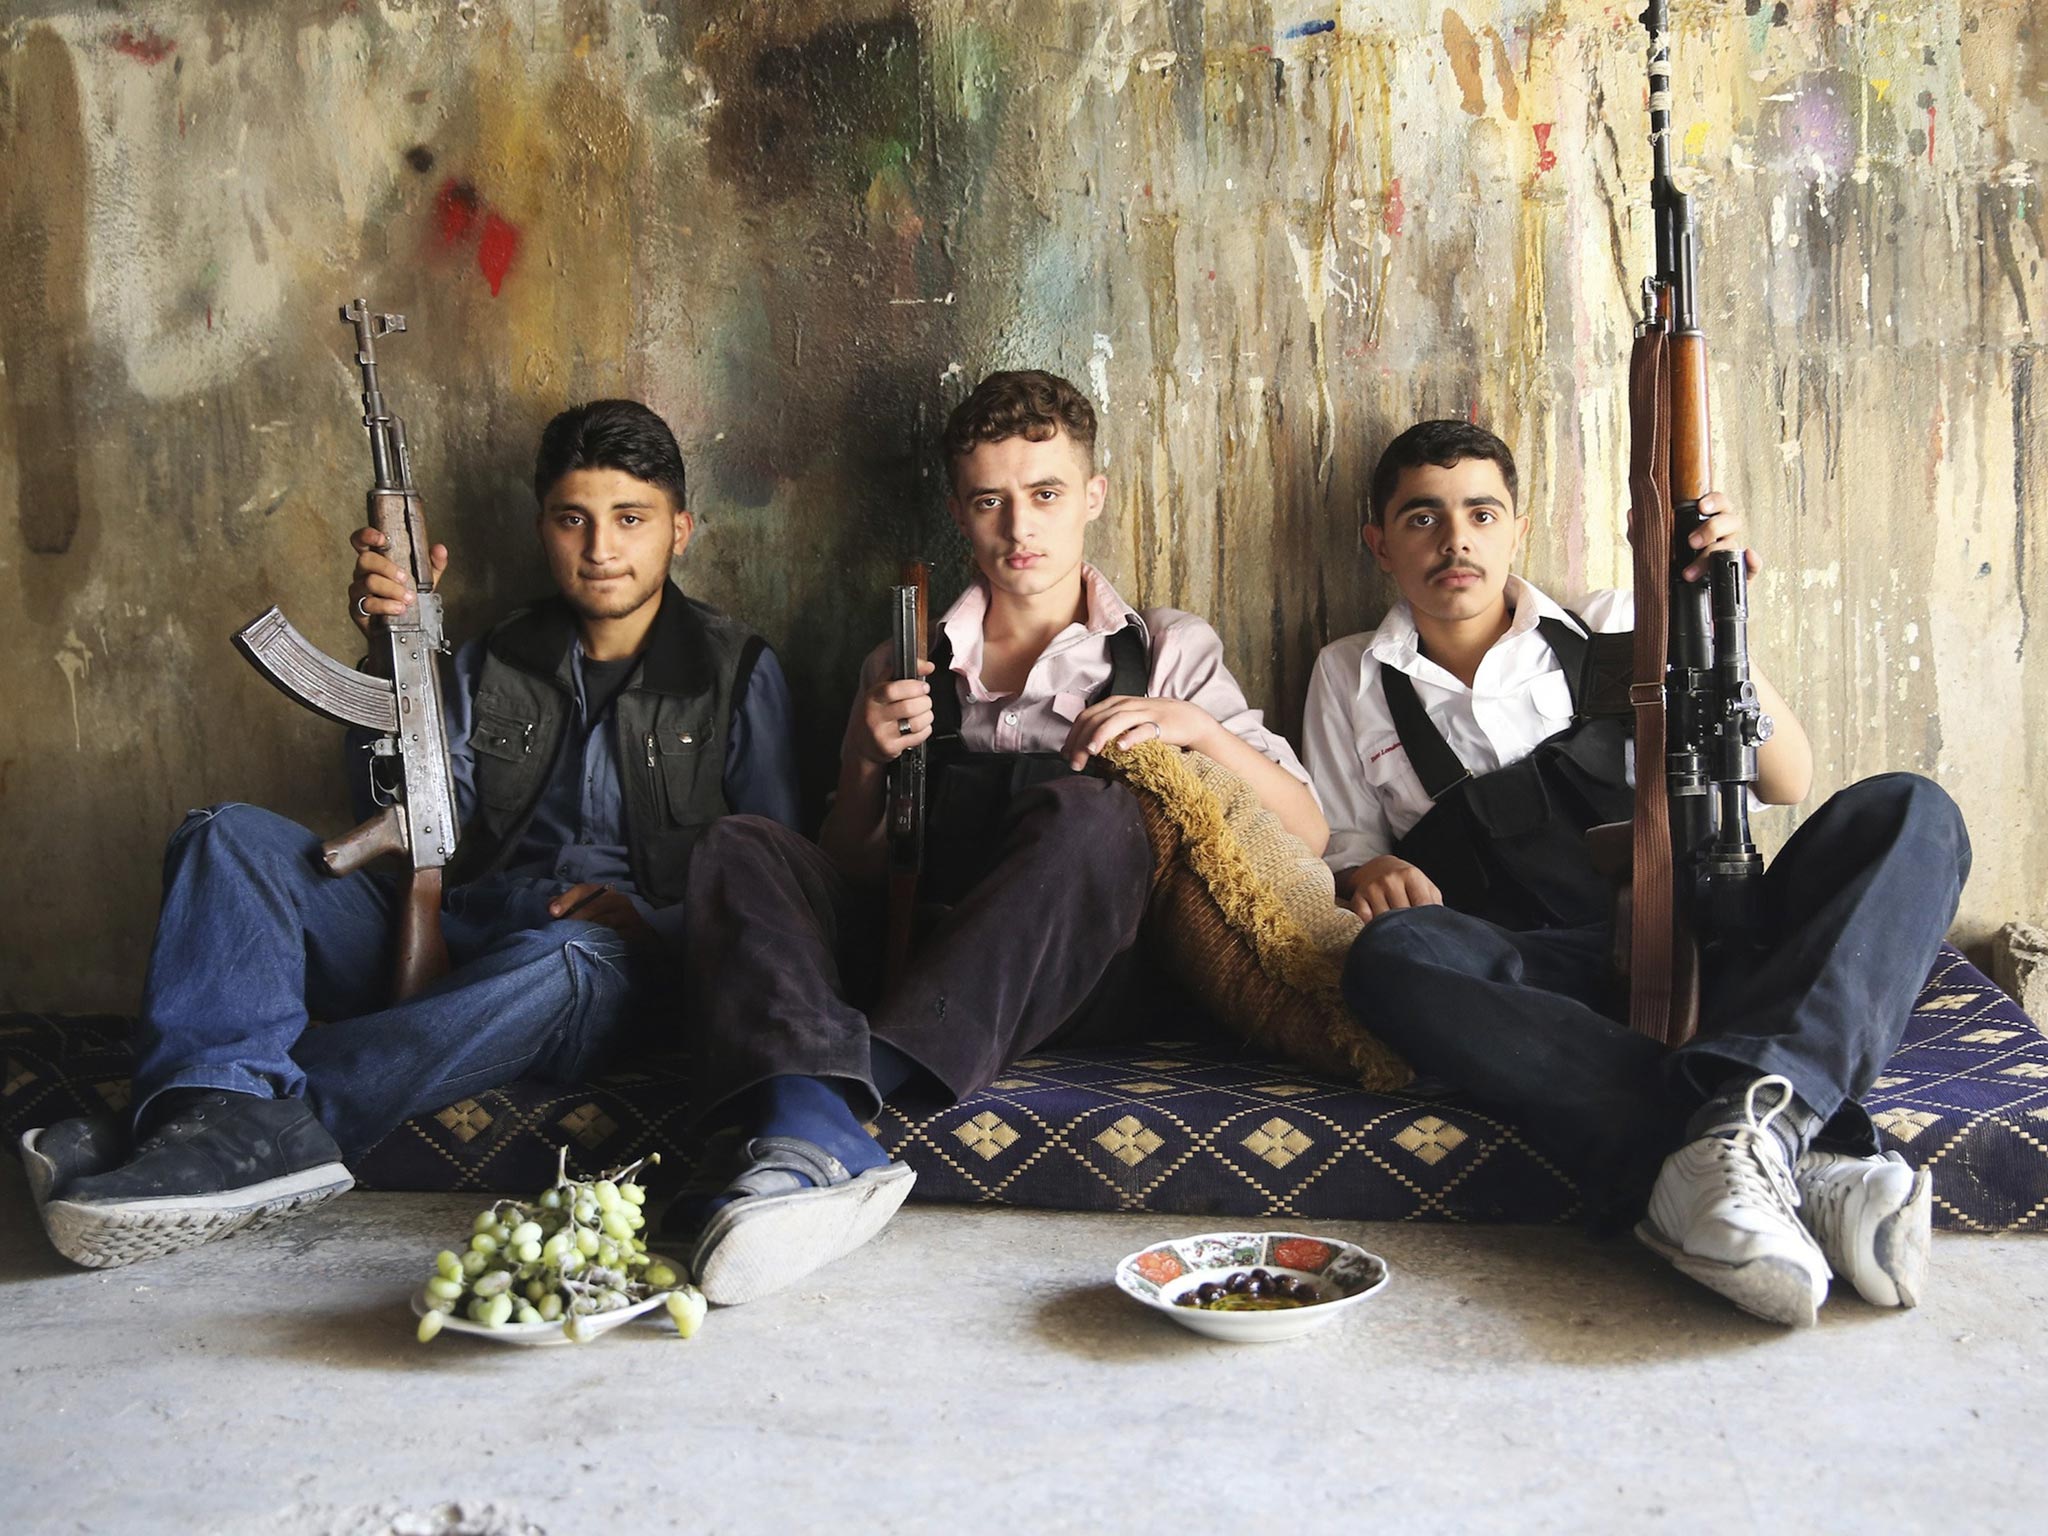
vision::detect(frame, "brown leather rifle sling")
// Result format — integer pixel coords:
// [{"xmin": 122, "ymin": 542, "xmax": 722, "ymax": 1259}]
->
[{"xmin": 1623, "ymin": 324, "xmax": 1703, "ymax": 1048}]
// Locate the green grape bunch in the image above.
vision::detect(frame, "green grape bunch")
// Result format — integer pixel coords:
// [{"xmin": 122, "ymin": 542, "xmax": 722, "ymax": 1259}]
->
[{"xmin": 414, "ymin": 1146, "xmax": 708, "ymax": 1344}]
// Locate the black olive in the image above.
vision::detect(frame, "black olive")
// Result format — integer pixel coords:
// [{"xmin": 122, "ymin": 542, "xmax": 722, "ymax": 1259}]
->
[
  {"xmin": 1225, "ymin": 1271, "xmax": 1251, "ymax": 1293},
  {"xmin": 1249, "ymin": 1268, "xmax": 1271, "ymax": 1284},
  {"xmin": 1196, "ymin": 1281, "xmax": 1224, "ymax": 1304}
]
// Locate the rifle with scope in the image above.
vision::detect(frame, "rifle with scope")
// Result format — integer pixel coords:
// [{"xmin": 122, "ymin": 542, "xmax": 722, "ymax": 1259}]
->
[{"xmin": 1609, "ymin": 1, "xmax": 1775, "ymax": 1047}]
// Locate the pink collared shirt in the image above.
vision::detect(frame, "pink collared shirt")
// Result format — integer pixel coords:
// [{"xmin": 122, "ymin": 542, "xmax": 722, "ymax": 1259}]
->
[{"xmin": 852, "ymin": 564, "xmax": 1312, "ymax": 785}]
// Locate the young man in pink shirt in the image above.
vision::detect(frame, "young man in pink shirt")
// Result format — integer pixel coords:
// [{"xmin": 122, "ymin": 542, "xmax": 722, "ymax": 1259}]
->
[{"xmin": 667, "ymin": 371, "xmax": 1327, "ymax": 1305}]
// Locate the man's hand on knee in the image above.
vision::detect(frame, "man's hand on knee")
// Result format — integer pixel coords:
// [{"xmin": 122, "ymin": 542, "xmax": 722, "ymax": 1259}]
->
[
  {"xmin": 1341, "ymin": 855, "xmax": 1443, "ymax": 924},
  {"xmin": 549, "ymin": 883, "xmax": 654, "ymax": 948}
]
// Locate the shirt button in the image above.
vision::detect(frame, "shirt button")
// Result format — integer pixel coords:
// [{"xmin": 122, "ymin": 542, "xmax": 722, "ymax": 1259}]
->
[{"xmin": 1003, "ymin": 710, "xmax": 1020, "ymax": 726}]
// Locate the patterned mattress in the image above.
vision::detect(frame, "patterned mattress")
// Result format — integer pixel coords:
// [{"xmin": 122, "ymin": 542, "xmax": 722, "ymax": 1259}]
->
[{"xmin": 3, "ymin": 946, "xmax": 2042, "ymax": 1232}]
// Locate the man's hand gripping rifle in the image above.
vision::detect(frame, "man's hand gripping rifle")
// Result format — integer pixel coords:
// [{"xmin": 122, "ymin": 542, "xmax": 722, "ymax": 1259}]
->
[
  {"xmin": 1613, "ymin": 2, "xmax": 1774, "ymax": 1046},
  {"xmin": 233, "ymin": 299, "xmax": 460, "ymax": 1001},
  {"xmin": 882, "ymin": 564, "xmax": 930, "ymax": 995}
]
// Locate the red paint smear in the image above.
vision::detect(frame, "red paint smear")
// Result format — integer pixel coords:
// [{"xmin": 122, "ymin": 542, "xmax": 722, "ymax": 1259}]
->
[
  {"xmin": 1533, "ymin": 122, "xmax": 1557, "ymax": 174},
  {"xmin": 1383, "ymin": 177, "xmax": 1406, "ymax": 237},
  {"xmin": 1926, "ymin": 103, "xmax": 1937, "ymax": 166},
  {"xmin": 477, "ymin": 214, "xmax": 521, "ymax": 296},
  {"xmin": 435, "ymin": 180, "xmax": 481, "ymax": 248},
  {"xmin": 205, "ymin": 306, "xmax": 213, "ymax": 331},
  {"xmin": 109, "ymin": 27, "xmax": 176, "ymax": 64}
]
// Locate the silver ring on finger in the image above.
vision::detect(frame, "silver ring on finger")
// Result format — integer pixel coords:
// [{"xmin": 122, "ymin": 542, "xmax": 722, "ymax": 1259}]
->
[
  {"xmin": 355, "ymin": 595, "xmax": 372, "ymax": 618},
  {"xmin": 897, "ymin": 718, "xmax": 914, "ymax": 737}
]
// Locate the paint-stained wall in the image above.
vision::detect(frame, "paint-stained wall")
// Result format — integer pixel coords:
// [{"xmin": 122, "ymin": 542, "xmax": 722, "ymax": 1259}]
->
[{"xmin": 1, "ymin": 1, "xmax": 2041, "ymax": 1009}]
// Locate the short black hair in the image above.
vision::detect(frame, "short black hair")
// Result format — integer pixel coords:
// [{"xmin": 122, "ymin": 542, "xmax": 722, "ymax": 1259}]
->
[
  {"xmin": 1367, "ymin": 420, "xmax": 1518, "ymax": 524},
  {"xmin": 533, "ymin": 400, "xmax": 688, "ymax": 511}
]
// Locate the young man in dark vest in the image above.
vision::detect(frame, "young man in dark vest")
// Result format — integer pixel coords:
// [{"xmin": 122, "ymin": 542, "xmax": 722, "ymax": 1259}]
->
[
  {"xmin": 1303, "ymin": 419, "xmax": 1970, "ymax": 1327},
  {"xmin": 24, "ymin": 400, "xmax": 801, "ymax": 1268},
  {"xmin": 667, "ymin": 369, "xmax": 1328, "ymax": 1306}
]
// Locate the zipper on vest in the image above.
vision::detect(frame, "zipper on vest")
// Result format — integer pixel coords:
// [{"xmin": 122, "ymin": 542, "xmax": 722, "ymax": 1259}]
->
[{"xmin": 643, "ymin": 730, "xmax": 670, "ymax": 825}]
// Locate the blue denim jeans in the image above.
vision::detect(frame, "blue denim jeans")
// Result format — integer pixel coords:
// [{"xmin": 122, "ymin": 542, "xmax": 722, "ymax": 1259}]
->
[
  {"xmin": 132, "ymin": 804, "xmax": 652, "ymax": 1156},
  {"xmin": 1342, "ymin": 773, "xmax": 1972, "ymax": 1221}
]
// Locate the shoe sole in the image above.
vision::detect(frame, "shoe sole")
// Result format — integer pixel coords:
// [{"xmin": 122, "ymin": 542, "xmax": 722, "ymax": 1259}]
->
[
  {"xmin": 41, "ymin": 1163, "xmax": 355, "ymax": 1270},
  {"xmin": 690, "ymin": 1163, "xmax": 915, "ymax": 1307},
  {"xmin": 1635, "ymin": 1220, "xmax": 1825, "ymax": 1328},
  {"xmin": 1868, "ymin": 1166, "xmax": 1934, "ymax": 1309}
]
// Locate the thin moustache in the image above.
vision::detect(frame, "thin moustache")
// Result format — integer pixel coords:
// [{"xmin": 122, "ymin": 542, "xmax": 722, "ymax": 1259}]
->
[{"xmin": 1429, "ymin": 562, "xmax": 1484, "ymax": 580}]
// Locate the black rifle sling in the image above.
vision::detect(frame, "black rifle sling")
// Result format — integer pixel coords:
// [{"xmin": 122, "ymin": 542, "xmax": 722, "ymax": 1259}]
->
[{"xmin": 1380, "ymin": 614, "xmax": 1595, "ymax": 802}]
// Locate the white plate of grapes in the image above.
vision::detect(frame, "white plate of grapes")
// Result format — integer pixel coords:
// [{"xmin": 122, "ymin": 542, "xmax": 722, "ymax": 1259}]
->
[{"xmin": 411, "ymin": 1150, "xmax": 708, "ymax": 1347}]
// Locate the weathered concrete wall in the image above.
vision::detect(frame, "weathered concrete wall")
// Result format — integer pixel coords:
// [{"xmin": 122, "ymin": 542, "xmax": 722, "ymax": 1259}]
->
[{"xmin": 1, "ymin": 0, "xmax": 2041, "ymax": 1010}]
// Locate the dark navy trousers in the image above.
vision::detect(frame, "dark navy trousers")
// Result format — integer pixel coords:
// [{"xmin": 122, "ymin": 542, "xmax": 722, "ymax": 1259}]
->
[{"xmin": 1341, "ymin": 773, "xmax": 1970, "ymax": 1219}]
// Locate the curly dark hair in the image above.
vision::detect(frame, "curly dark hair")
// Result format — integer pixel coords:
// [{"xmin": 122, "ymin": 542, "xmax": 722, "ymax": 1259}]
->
[
  {"xmin": 533, "ymin": 400, "xmax": 688, "ymax": 511},
  {"xmin": 941, "ymin": 370, "xmax": 1097, "ymax": 474},
  {"xmin": 1368, "ymin": 420, "xmax": 1519, "ymax": 524}
]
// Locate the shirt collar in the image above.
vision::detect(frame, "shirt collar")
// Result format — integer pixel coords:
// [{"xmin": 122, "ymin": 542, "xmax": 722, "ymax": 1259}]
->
[
  {"xmin": 938, "ymin": 564, "xmax": 1136, "ymax": 700},
  {"xmin": 1365, "ymin": 575, "xmax": 1579, "ymax": 683}
]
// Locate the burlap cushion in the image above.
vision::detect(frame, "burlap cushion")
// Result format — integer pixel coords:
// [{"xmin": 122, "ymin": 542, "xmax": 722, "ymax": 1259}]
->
[{"xmin": 1102, "ymin": 742, "xmax": 1411, "ymax": 1091}]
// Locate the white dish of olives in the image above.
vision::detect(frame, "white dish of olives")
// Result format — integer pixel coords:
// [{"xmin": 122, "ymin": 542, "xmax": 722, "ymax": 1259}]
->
[{"xmin": 1115, "ymin": 1229, "xmax": 1390, "ymax": 1343}]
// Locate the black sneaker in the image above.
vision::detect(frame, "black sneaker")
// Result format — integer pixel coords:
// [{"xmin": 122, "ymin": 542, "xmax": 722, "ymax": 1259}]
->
[
  {"xmin": 19, "ymin": 1115, "xmax": 129, "ymax": 1208},
  {"xmin": 42, "ymin": 1092, "xmax": 353, "ymax": 1269}
]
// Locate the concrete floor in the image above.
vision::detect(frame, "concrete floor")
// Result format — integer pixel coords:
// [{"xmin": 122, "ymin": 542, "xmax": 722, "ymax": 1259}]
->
[{"xmin": 2, "ymin": 1168, "xmax": 2044, "ymax": 1536}]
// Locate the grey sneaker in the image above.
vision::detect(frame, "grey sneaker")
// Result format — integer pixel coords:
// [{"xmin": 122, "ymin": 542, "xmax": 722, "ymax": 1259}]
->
[
  {"xmin": 1796, "ymin": 1149, "xmax": 1932, "ymax": 1308},
  {"xmin": 679, "ymin": 1137, "xmax": 915, "ymax": 1307},
  {"xmin": 1636, "ymin": 1075, "xmax": 1832, "ymax": 1327},
  {"xmin": 42, "ymin": 1092, "xmax": 352, "ymax": 1269}
]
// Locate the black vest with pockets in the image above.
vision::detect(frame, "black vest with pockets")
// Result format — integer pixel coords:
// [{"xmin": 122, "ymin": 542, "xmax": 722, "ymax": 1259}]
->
[
  {"xmin": 920, "ymin": 616, "xmax": 1149, "ymax": 906},
  {"xmin": 443, "ymin": 581, "xmax": 764, "ymax": 907},
  {"xmin": 1383, "ymin": 615, "xmax": 1634, "ymax": 931}
]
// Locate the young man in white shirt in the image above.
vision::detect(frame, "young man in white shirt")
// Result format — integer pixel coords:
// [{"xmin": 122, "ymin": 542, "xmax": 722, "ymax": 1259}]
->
[
  {"xmin": 1303, "ymin": 419, "xmax": 1969, "ymax": 1328},
  {"xmin": 666, "ymin": 370, "xmax": 1327, "ymax": 1306}
]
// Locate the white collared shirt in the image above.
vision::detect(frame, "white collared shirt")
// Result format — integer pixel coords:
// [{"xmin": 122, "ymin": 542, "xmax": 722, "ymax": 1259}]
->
[
  {"xmin": 1302, "ymin": 577, "xmax": 1631, "ymax": 874},
  {"xmin": 854, "ymin": 563, "xmax": 1312, "ymax": 785}
]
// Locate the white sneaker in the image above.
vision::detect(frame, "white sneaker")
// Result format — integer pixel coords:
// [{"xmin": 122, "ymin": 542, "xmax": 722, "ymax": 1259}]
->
[
  {"xmin": 1636, "ymin": 1075, "xmax": 1832, "ymax": 1327},
  {"xmin": 1796, "ymin": 1149, "xmax": 1932, "ymax": 1308}
]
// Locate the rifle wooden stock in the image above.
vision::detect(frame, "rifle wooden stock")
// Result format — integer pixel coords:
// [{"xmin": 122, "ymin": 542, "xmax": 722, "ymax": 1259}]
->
[{"xmin": 393, "ymin": 867, "xmax": 450, "ymax": 1000}]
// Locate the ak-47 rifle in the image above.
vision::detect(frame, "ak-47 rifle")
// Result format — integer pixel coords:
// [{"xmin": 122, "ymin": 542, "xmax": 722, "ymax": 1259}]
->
[
  {"xmin": 1617, "ymin": 2, "xmax": 1774, "ymax": 1046},
  {"xmin": 882, "ymin": 563, "xmax": 930, "ymax": 994},
  {"xmin": 233, "ymin": 299, "xmax": 460, "ymax": 1001}
]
